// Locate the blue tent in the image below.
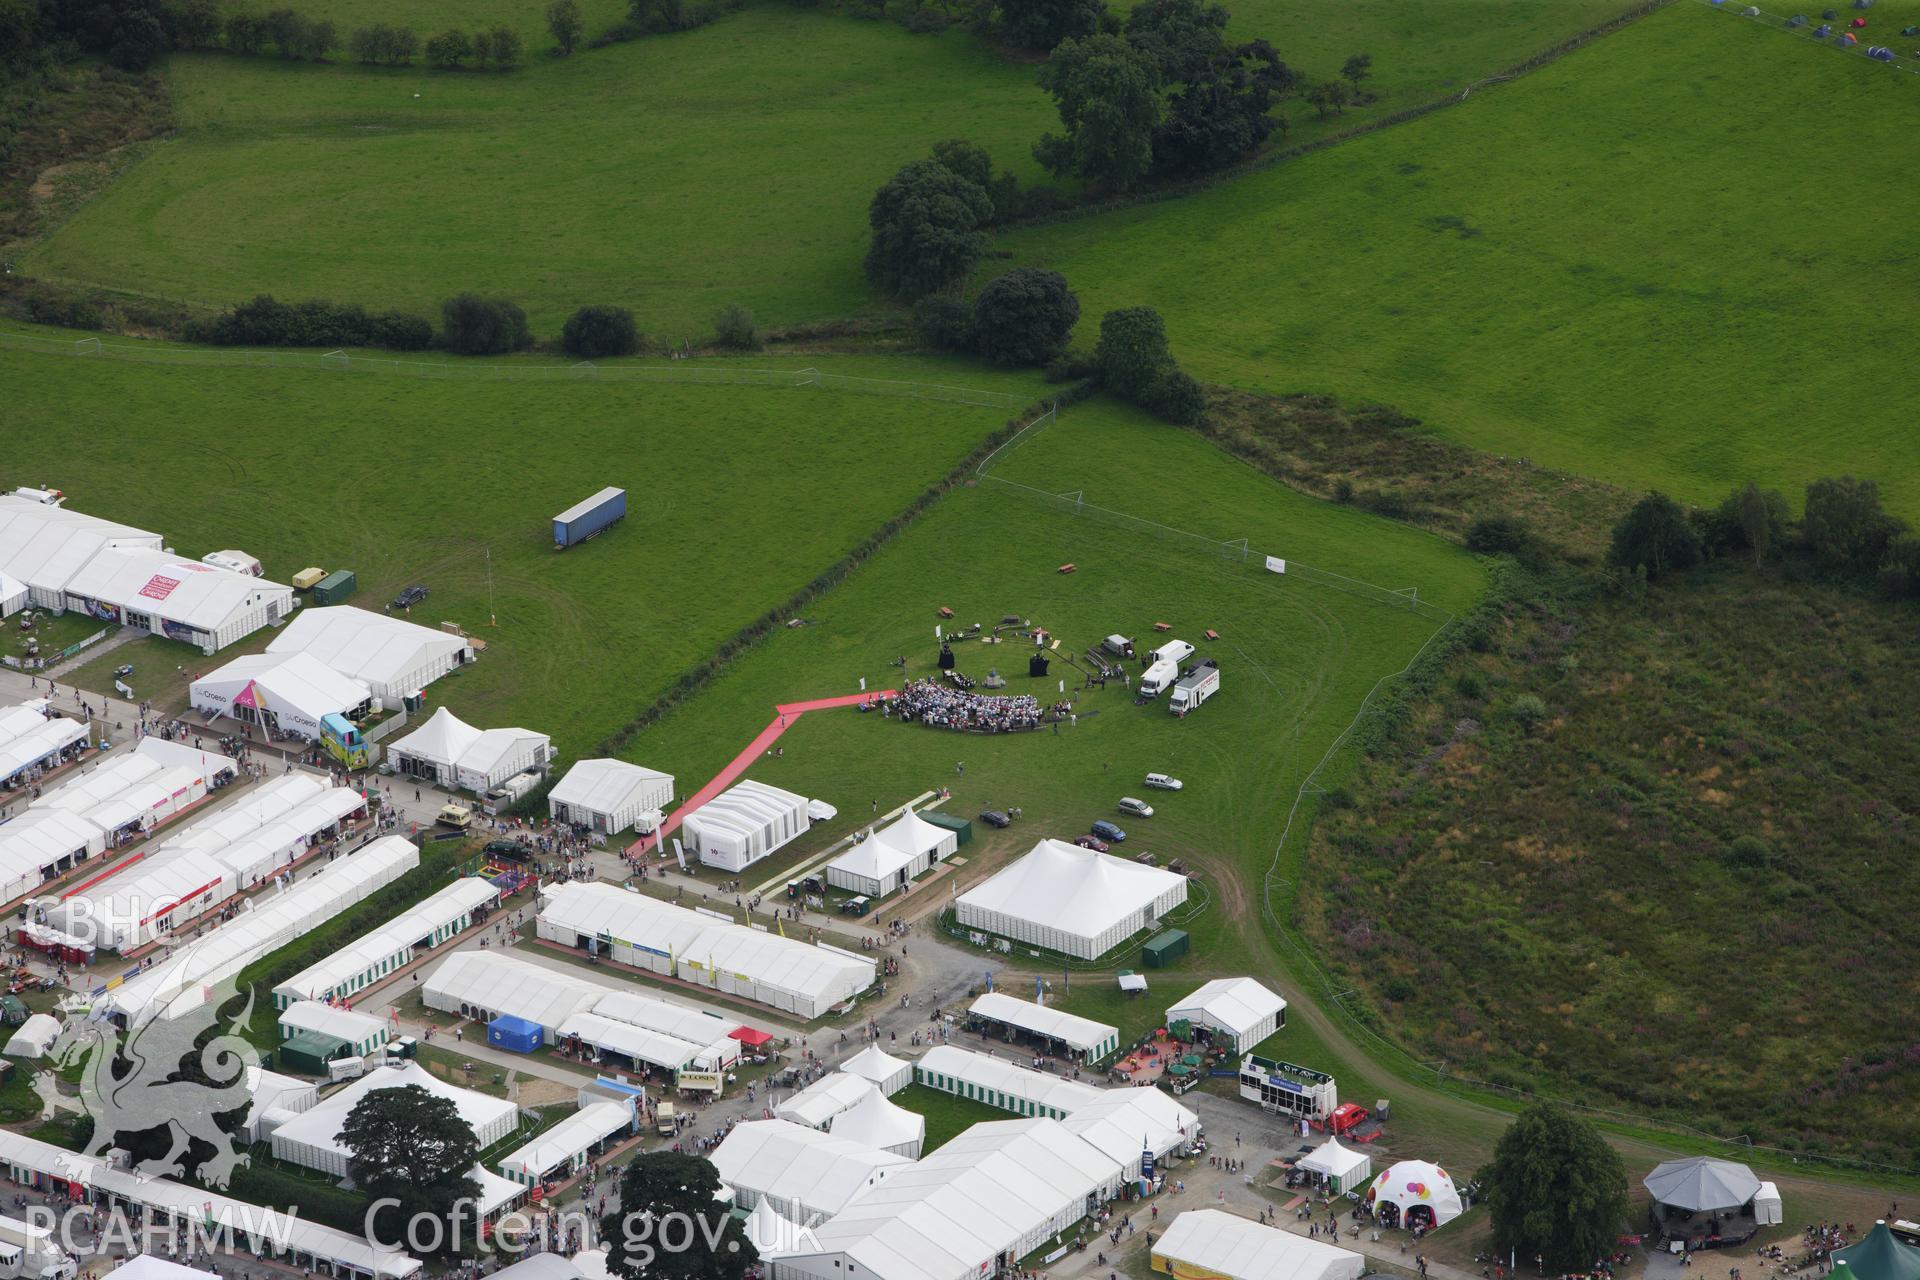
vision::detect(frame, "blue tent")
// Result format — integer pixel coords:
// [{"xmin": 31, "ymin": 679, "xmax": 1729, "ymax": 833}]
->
[{"xmin": 487, "ymin": 1014, "xmax": 544, "ymax": 1053}]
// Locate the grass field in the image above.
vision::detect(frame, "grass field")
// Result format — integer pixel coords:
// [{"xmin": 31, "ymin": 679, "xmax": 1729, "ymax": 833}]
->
[
  {"xmin": 998, "ymin": 3, "xmax": 1920, "ymax": 513},
  {"xmin": 616, "ymin": 396, "xmax": 1484, "ymax": 985},
  {"xmin": 891, "ymin": 1083, "xmax": 1005, "ymax": 1153},
  {"xmin": 0, "ymin": 336, "xmax": 1048, "ymax": 754},
  {"xmin": 17, "ymin": 1, "xmax": 1648, "ymax": 337}
]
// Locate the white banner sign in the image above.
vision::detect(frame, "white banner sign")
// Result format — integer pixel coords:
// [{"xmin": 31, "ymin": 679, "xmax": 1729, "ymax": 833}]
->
[
  {"xmin": 673, "ymin": 837, "xmax": 686, "ymax": 871},
  {"xmin": 1265, "ymin": 555, "xmax": 1287, "ymax": 575}
]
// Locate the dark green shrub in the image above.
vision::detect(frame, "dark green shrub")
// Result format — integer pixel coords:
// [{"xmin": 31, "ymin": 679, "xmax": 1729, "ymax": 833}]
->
[
  {"xmin": 562, "ymin": 305, "xmax": 640, "ymax": 358},
  {"xmin": 439, "ymin": 293, "xmax": 532, "ymax": 354}
]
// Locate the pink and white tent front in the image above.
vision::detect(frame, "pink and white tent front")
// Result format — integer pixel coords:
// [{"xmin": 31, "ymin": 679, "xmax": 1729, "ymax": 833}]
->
[{"xmin": 1367, "ymin": 1160, "xmax": 1464, "ymax": 1230}]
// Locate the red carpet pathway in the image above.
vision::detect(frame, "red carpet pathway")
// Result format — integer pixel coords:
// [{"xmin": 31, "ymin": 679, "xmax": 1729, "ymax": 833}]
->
[{"xmin": 625, "ymin": 690, "xmax": 896, "ymax": 856}]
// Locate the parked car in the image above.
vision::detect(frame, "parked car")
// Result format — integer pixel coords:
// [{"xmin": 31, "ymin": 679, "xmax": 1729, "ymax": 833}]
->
[
  {"xmin": 1144, "ymin": 773, "xmax": 1183, "ymax": 791},
  {"xmin": 978, "ymin": 809, "xmax": 1012, "ymax": 828},
  {"xmin": 1091, "ymin": 820, "xmax": 1127, "ymax": 843},
  {"xmin": 1074, "ymin": 834, "xmax": 1110, "ymax": 853},
  {"xmin": 392, "ymin": 584, "xmax": 429, "ymax": 608},
  {"xmin": 1118, "ymin": 796, "xmax": 1155, "ymax": 818}
]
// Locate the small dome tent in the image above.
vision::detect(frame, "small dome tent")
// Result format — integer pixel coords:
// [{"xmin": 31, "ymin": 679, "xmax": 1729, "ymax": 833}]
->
[{"xmin": 1368, "ymin": 1160, "xmax": 1465, "ymax": 1230}]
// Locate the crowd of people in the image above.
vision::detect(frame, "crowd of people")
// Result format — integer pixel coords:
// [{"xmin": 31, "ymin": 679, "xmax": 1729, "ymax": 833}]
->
[{"xmin": 889, "ymin": 679, "xmax": 1048, "ymax": 732}]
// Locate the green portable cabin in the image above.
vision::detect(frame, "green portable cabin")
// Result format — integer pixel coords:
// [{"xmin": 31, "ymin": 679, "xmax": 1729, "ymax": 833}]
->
[
  {"xmin": 279, "ymin": 1029, "xmax": 352, "ymax": 1076},
  {"xmin": 311, "ymin": 570, "xmax": 357, "ymax": 606},
  {"xmin": 1142, "ymin": 928, "xmax": 1189, "ymax": 968},
  {"xmin": 920, "ymin": 810, "xmax": 972, "ymax": 847}
]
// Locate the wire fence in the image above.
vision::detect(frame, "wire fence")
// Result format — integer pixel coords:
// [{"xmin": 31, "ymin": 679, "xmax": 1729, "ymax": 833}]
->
[
  {"xmin": 1695, "ymin": 0, "xmax": 1920, "ymax": 76},
  {"xmin": 0, "ymin": 328, "xmax": 1024, "ymax": 409}
]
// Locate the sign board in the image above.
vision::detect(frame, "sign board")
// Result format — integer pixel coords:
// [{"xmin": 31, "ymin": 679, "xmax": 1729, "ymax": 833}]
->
[
  {"xmin": 677, "ymin": 1069, "xmax": 723, "ymax": 1094},
  {"xmin": 1265, "ymin": 555, "xmax": 1287, "ymax": 575}
]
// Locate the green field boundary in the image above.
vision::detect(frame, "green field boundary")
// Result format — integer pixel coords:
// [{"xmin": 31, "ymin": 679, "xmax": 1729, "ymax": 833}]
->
[{"xmin": 0, "ymin": 328, "xmax": 1024, "ymax": 409}]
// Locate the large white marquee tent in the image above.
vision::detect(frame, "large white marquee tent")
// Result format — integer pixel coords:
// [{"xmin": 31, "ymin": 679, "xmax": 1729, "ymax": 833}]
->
[
  {"xmin": 1167, "ymin": 976, "xmax": 1287, "ymax": 1054},
  {"xmin": 823, "ymin": 809, "xmax": 956, "ymax": 897},
  {"xmin": 1060, "ymin": 1087, "xmax": 1199, "ymax": 1181},
  {"xmin": 61, "ymin": 548, "xmax": 294, "ymax": 654},
  {"xmin": 499, "ymin": 1102, "xmax": 631, "ymax": 1187},
  {"xmin": 1151, "ymin": 1210, "xmax": 1366, "ymax": 1280},
  {"xmin": 548, "ymin": 759, "xmax": 673, "ymax": 836},
  {"xmin": 776, "ymin": 1073, "xmax": 875, "ymax": 1131},
  {"xmin": 424, "ymin": 950, "xmax": 608, "ymax": 1038},
  {"xmin": 266, "ymin": 606, "xmax": 473, "ymax": 706},
  {"xmin": 969, "ymin": 991, "xmax": 1120, "ymax": 1063},
  {"xmin": 536, "ymin": 882, "xmax": 875, "ymax": 1019},
  {"xmin": 682, "ymin": 780, "xmax": 810, "ymax": 872},
  {"xmin": 771, "ymin": 1118, "xmax": 1120, "ymax": 1280},
  {"xmin": 0, "ymin": 705, "xmax": 88, "ymax": 791},
  {"xmin": 191, "ymin": 652, "xmax": 374, "ymax": 740},
  {"xmin": 269, "ymin": 1062, "xmax": 517, "ymax": 1177},
  {"xmin": 708, "ymin": 1119, "xmax": 910, "ymax": 1223},
  {"xmin": 98, "ymin": 836, "xmax": 418, "ymax": 1022},
  {"xmin": 913, "ymin": 1045, "xmax": 1103, "ymax": 1120},
  {"xmin": 386, "ymin": 708, "xmax": 551, "ymax": 794},
  {"xmin": 955, "ymin": 838, "xmax": 1188, "ymax": 960},
  {"xmin": 273, "ymin": 875, "xmax": 498, "ymax": 1006},
  {"xmin": 0, "ymin": 496, "xmax": 163, "ymax": 610}
]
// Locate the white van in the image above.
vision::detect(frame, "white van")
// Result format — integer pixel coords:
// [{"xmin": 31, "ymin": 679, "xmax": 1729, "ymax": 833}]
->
[
  {"xmin": 1153, "ymin": 639, "xmax": 1195, "ymax": 666},
  {"xmin": 1138, "ymin": 658, "xmax": 1179, "ymax": 697}
]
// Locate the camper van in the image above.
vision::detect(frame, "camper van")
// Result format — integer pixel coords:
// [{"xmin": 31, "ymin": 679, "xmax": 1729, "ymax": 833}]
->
[
  {"xmin": 1138, "ymin": 658, "xmax": 1179, "ymax": 698},
  {"xmin": 201, "ymin": 550, "xmax": 263, "ymax": 576},
  {"xmin": 0, "ymin": 1214, "xmax": 77, "ymax": 1280}
]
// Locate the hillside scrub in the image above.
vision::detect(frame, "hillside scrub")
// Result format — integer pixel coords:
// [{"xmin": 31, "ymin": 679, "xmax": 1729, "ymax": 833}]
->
[{"xmin": 1299, "ymin": 559, "xmax": 1920, "ymax": 1164}]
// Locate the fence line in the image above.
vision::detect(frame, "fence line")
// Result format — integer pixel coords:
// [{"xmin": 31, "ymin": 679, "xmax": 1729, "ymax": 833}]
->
[{"xmin": 0, "ymin": 329, "xmax": 1023, "ymax": 409}]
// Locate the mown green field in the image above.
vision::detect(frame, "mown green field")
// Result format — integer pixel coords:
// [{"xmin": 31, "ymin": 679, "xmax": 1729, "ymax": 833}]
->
[
  {"xmin": 20, "ymin": 0, "xmax": 1646, "ymax": 338},
  {"xmin": 620, "ymin": 397, "xmax": 1483, "ymax": 961},
  {"xmin": 999, "ymin": 3, "xmax": 1920, "ymax": 513},
  {"xmin": 0, "ymin": 335, "xmax": 1047, "ymax": 754}
]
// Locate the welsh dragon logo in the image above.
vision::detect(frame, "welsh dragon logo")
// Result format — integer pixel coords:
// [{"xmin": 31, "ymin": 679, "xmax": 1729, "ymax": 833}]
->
[{"xmin": 50, "ymin": 977, "xmax": 260, "ymax": 1189}]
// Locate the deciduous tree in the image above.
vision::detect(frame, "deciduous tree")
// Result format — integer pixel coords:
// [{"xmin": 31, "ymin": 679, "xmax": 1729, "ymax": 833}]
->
[
  {"xmin": 1034, "ymin": 33, "xmax": 1162, "ymax": 191},
  {"xmin": 1478, "ymin": 1104, "xmax": 1627, "ymax": 1272},
  {"xmin": 1607, "ymin": 492, "xmax": 1702, "ymax": 578},
  {"xmin": 864, "ymin": 159, "xmax": 993, "ymax": 298},
  {"xmin": 340, "ymin": 1085, "xmax": 481, "ymax": 1252},
  {"xmin": 547, "ymin": 0, "xmax": 584, "ymax": 53},
  {"xmin": 972, "ymin": 267, "xmax": 1079, "ymax": 366}
]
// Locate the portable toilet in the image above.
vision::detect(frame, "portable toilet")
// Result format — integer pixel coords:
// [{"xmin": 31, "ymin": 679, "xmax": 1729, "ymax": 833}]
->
[
  {"xmin": 312, "ymin": 569, "xmax": 357, "ymax": 606},
  {"xmin": 487, "ymin": 1015, "xmax": 543, "ymax": 1053}
]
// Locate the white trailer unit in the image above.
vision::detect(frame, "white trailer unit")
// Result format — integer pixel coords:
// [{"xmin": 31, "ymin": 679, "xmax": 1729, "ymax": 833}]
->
[{"xmin": 1169, "ymin": 661, "xmax": 1219, "ymax": 716}]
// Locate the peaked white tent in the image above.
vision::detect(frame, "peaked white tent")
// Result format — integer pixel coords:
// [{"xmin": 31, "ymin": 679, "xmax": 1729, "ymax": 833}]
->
[
  {"xmin": 1297, "ymin": 1139, "xmax": 1372, "ymax": 1194},
  {"xmin": 777, "ymin": 1073, "xmax": 875, "ymax": 1131},
  {"xmin": 1167, "ymin": 976, "xmax": 1287, "ymax": 1054},
  {"xmin": 267, "ymin": 606, "xmax": 473, "ymax": 706},
  {"xmin": 840, "ymin": 1044, "xmax": 912, "ymax": 1095},
  {"xmin": 385, "ymin": 707, "xmax": 481, "ymax": 788},
  {"xmin": 683, "ymin": 780, "xmax": 811, "ymax": 872},
  {"xmin": 708, "ymin": 1119, "xmax": 911, "ymax": 1222},
  {"xmin": 829, "ymin": 1087, "xmax": 925, "ymax": 1158},
  {"xmin": 549, "ymin": 759, "xmax": 674, "ymax": 835},
  {"xmin": 60, "ymin": 547, "xmax": 293, "ymax": 654},
  {"xmin": 192, "ymin": 652, "xmax": 373, "ymax": 740},
  {"xmin": 824, "ymin": 809, "xmax": 957, "ymax": 897},
  {"xmin": 955, "ymin": 838, "xmax": 1189, "ymax": 960},
  {"xmin": 1152, "ymin": 1209, "xmax": 1366, "ymax": 1280}
]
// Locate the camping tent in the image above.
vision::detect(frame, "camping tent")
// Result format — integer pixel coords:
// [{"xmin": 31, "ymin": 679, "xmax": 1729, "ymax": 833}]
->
[
  {"xmin": 829, "ymin": 1087, "xmax": 927, "ymax": 1158},
  {"xmin": 1369, "ymin": 1161, "xmax": 1464, "ymax": 1230},
  {"xmin": 682, "ymin": 780, "xmax": 811, "ymax": 872},
  {"xmin": 955, "ymin": 838, "xmax": 1189, "ymax": 960},
  {"xmin": 1834, "ymin": 1223, "xmax": 1920, "ymax": 1280},
  {"xmin": 266, "ymin": 606, "xmax": 472, "ymax": 706},
  {"xmin": 1151, "ymin": 1209, "xmax": 1366, "ymax": 1280},
  {"xmin": 3, "ymin": 1014, "xmax": 59, "ymax": 1058},
  {"xmin": 549, "ymin": 759, "xmax": 674, "ymax": 835},
  {"xmin": 1299, "ymin": 1139, "xmax": 1372, "ymax": 1195},
  {"xmin": 824, "ymin": 809, "xmax": 958, "ymax": 897},
  {"xmin": 1643, "ymin": 1157, "xmax": 1761, "ymax": 1214},
  {"xmin": 1165, "ymin": 976, "xmax": 1286, "ymax": 1054},
  {"xmin": 840, "ymin": 1044, "xmax": 913, "ymax": 1095}
]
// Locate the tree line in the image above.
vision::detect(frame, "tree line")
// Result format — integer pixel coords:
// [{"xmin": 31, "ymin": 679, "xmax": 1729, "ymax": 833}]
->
[{"xmin": 1574, "ymin": 476, "xmax": 1920, "ymax": 600}]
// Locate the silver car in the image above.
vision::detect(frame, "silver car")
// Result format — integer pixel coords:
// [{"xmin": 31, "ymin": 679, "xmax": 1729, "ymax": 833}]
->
[
  {"xmin": 1144, "ymin": 773, "xmax": 1184, "ymax": 791},
  {"xmin": 1118, "ymin": 796, "xmax": 1155, "ymax": 817}
]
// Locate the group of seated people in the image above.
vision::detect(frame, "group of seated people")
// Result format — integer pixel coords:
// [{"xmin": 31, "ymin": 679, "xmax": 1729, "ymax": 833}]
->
[{"xmin": 889, "ymin": 678, "xmax": 1043, "ymax": 732}]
